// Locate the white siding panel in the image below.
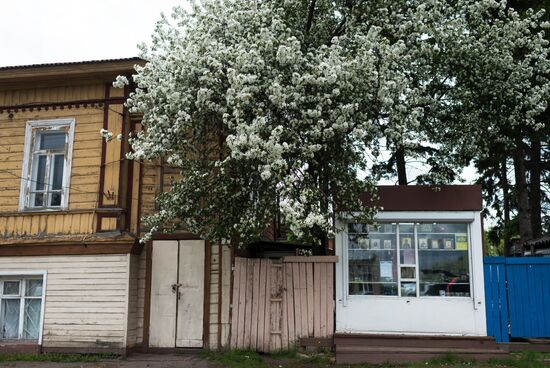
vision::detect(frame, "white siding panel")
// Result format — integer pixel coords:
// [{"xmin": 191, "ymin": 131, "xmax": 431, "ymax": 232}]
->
[{"xmin": 0, "ymin": 254, "xmax": 129, "ymax": 349}]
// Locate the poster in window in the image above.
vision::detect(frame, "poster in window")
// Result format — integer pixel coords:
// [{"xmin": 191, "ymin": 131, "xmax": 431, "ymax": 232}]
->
[
  {"xmin": 455, "ymin": 234, "xmax": 468, "ymax": 250},
  {"xmin": 380, "ymin": 261, "xmax": 393, "ymax": 279},
  {"xmin": 358, "ymin": 237, "xmax": 370, "ymax": 249},
  {"xmin": 383, "ymin": 239, "xmax": 392, "ymax": 249},
  {"xmin": 401, "ymin": 237, "xmax": 412, "ymax": 249},
  {"xmin": 371, "ymin": 239, "xmax": 380, "ymax": 249},
  {"xmin": 444, "ymin": 238, "xmax": 454, "ymax": 249},
  {"xmin": 419, "ymin": 238, "xmax": 428, "ymax": 249}
]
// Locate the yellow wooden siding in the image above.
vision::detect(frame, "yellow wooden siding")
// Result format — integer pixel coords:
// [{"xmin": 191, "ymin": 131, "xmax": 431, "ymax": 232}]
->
[
  {"xmin": 138, "ymin": 161, "xmax": 181, "ymax": 232},
  {"xmin": 102, "ymin": 105, "xmax": 124, "ymax": 207},
  {"xmin": 138, "ymin": 163, "xmax": 160, "ymax": 222},
  {"xmin": 0, "ymin": 83, "xmax": 130, "ymax": 238},
  {"xmin": 0, "ymin": 212, "xmax": 95, "ymax": 237},
  {"xmin": 0, "ymin": 84, "xmax": 106, "ymax": 106},
  {"xmin": 0, "ymin": 254, "xmax": 130, "ymax": 350}
]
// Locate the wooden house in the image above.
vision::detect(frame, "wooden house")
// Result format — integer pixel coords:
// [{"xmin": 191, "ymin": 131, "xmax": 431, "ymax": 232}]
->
[
  {"xmin": 0, "ymin": 59, "xmax": 502, "ymax": 363},
  {"xmin": 0, "ymin": 59, "xmax": 232, "ymax": 354}
]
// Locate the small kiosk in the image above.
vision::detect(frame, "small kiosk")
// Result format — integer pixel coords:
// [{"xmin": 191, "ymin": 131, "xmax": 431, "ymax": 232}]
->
[{"xmin": 335, "ymin": 185, "xmax": 487, "ymax": 337}]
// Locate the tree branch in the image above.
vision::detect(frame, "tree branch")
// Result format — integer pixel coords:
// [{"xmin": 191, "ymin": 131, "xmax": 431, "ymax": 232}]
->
[{"xmin": 304, "ymin": 0, "xmax": 317, "ymax": 40}]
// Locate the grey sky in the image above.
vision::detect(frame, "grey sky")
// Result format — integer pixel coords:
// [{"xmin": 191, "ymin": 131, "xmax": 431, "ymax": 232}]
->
[{"xmin": 0, "ymin": 0, "xmax": 182, "ymax": 67}]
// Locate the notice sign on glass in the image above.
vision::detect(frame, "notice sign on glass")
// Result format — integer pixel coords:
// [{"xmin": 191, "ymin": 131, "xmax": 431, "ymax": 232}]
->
[
  {"xmin": 455, "ymin": 234, "xmax": 468, "ymax": 250},
  {"xmin": 380, "ymin": 261, "xmax": 393, "ymax": 279}
]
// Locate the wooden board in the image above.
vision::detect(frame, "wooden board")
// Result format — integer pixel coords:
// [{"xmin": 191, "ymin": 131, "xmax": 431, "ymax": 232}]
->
[
  {"xmin": 229, "ymin": 256, "xmax": 336, "ymax": 352},
  {"xmin": 0, "ymin": 254, "xmax": 130, "ymax": 349},
  {"xmin": 149, "ymin": 240, "xmax": 178, "ymax": 348},
  {"xmin": 175, "ymin": 240, "xmax": 205, "ymax": 348}
]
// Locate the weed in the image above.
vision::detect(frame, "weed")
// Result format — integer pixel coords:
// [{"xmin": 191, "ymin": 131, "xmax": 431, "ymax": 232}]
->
[
  {"xmin": 201, "ymin": 350, "xmax": 267, "ymax": 368},
  {"xmin": 0, "ymin": 353, "xmax": 119, "ymax": 362}
]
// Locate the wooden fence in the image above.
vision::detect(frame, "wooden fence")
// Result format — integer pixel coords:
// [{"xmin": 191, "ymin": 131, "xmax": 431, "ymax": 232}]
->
[{"xmin": 229, "ymin": 256, "xmax": 337, "ymax": 352}]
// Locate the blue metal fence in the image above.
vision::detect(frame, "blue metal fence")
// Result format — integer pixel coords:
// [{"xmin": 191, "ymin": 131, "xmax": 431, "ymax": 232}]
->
[
  {"xmin": 484, "ymin": 256, "xmax": 550, "ymax": 342},
  {"xmin": 484, "ymin": 257, "xmax": 509, "ymax": 342}
]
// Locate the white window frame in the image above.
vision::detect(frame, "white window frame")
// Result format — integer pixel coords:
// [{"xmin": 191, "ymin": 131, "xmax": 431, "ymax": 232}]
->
[
  {"xmin": 0, "ymin": 271, "xmax": 47, "ymax": 344},
  {"xmin": 19, "ymin": 119, "xmax": 75, "ymax": 211},
  {"xmin": 345, "ymin": 221, "xmax": 472, "ymax": 299},
  {"xmin": 338, "ymin": 211, "xmax": 478, "ymax": 306}
]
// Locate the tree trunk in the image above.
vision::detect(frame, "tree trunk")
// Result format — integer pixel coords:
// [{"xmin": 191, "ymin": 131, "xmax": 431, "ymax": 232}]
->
[
  {"xmin": 529, "ymin": 136, "xmax": 542, "ymax": 239},
  {"xmin": 395, "ymin": 147, "xmax": 408, "ymax": 185},
  {"xmin": 513, "ymin": 137, "xmax": 533, "ymax": 248},
  {"xmin": 501, "ymin": 157, "xmax": 511, "ymax": 256}
]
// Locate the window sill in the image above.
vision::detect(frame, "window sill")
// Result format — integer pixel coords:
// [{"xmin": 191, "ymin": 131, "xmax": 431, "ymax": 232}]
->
[
  {"xmin": 0, "ymin": 208, "xmax": 125, "ymax": 217},
  {"xmin": 20, "ymin": 208, "xmax": 65, "ymax": 213}
]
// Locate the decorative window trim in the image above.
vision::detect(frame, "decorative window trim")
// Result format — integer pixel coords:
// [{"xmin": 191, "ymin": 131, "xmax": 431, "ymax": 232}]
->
[
  {"xmin": 0, "ymin": 271, "xmax": 47, "ymax": 344},
  {"xmin": 19, "ymin": 119, "xmax": 75, "ymax": 211}
]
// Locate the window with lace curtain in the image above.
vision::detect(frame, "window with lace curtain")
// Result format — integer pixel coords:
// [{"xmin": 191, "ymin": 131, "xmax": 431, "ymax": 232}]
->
[
  {"xmin": 19, "ymin": 119, "xmax": 75, "ymax": 210},
  {"xmin": 0, "ymin": 277, "xmax": 44, "ymax": 340}
]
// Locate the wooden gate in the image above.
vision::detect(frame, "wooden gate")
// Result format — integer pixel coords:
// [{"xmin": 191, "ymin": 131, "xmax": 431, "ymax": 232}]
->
[
  {"xmin": 230, "ymin": 256, "xmax": 337, "ymax": 352},
  {"xmin": 484, "ymin": 256, "xmax": 550, "ymax": 342}
]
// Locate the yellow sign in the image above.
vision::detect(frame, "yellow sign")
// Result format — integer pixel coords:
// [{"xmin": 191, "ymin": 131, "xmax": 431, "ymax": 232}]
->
[{"xmin": 455, "ymin": 234, "xmax": 468, "ymax": 250}]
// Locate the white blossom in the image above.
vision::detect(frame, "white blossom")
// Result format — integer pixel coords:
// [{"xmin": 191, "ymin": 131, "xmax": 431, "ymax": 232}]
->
[
  {"xmin": 119, "ymin": 0, "xmax": 549, "ymax": 247},
  {"xmin": 113, "ymin": 75, "xmax": 129, "ymax": 88}
]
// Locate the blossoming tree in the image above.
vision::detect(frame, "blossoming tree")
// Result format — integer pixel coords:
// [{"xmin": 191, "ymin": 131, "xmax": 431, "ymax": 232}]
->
[{"xmin": 116, "ymin": 0, "xmax": 549, "ymax": 251}]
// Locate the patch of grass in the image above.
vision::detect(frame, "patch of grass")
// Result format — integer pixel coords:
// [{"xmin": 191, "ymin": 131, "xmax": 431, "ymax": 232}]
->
[
  {"xmin": 409, "ymin": 352, "xmax": 473, "ymax": 367},
  {"xmin": 297, "ymin": 350, "xmax": 333, "ymax": 366},
  {"xmin": 269, "ymin": 347, "xmax": 298, "ymax": 359},
  {"xmin": 486, "ymin": 350, "xmax": 550, "ymax": 368},
  {"xmin": 201, "ymin": 350, "xmax": 267, "ymax": 368},
  {"xmin": 202, "ymin": 349, "xmax": 550, "ymax": 368},
  {"xmin": 0, "ymin": 353, "xmax": 119, "ymax": 363}
]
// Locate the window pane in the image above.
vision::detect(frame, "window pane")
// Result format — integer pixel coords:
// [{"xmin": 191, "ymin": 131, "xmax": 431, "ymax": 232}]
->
[
  {"xmin": 23, "ymin": 299, "xmax": 42, "ymax": 340},
  {"xmin": 401, "ymin": 282, "xmax": 417, "ymax": 297},
  {"xmin": 49, "ymin": 192, "xmax": 62, "ymax": 207},
  {"xmin": 33, "ymin": 155, "xmax": 47, "ymax": 191},
  {"xmin": 25, "ymin": 280, "xmax": 43, "ymax": 297},
  {"xmin": 400, "ymin": 267, "xmax": 416, "ymax": 279},
  {"xmin": 51, "ymin": 155, "xmax": 64, "ymax": 190},
  {"xmin": 32, "ymin": 193, "xmax": 44, "ymax": 207},
  {"xmin": 418, "ymin": 223, "xmax": 470, "ymax": 297},
  {"xmin": 39, "ymin": 132, "xmax": 66, "ymax": 150},
  {"xmin": 399, "ymin": 223, "xmax": 416, "ymax": 264},
  {"xmin": 1, "ymin": 299, "xmax": 20, "ymax": 339},
  {"xmin": 3, "ymin": 281, "xmax": 20, "ymax": 296},
  {"xmin": 349, "ymin": 223, "xmax": 398, "ymax": 296}
]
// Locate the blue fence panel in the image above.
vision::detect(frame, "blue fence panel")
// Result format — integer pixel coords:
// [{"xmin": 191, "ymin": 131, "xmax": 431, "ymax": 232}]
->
[
  {"xmin": 483, "ymin": 257, "xmax": 509, "ymax": 342},
  {"xmin": 485, "ymin": 257, "xmax": 550, "ymax": 342},
  {"xmin": 506, "ymin": 257, "xmax": 550, "ymax": 339}
]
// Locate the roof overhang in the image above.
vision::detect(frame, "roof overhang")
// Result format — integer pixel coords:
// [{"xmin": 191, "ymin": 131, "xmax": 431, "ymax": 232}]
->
[
  {"xmin": 0, "ymin": 57, "xmax": 145, "ymax": 90},
  {"xmin": 360, "ymin": 185, "xmax": 483, "ymax": 212}
]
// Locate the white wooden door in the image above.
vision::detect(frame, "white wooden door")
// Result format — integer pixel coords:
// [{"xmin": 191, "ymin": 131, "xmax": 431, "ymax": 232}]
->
[
  {"xmin": 176, "ymin": 240, "xmax": 205, "ymax": 347},
  {"xmin": 149, "ymin": 240, "xmax": 179, "ymax": 347},
  {"xmin": 149, "ymin": 240, "xmax": 205, "ymax": 348}
]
